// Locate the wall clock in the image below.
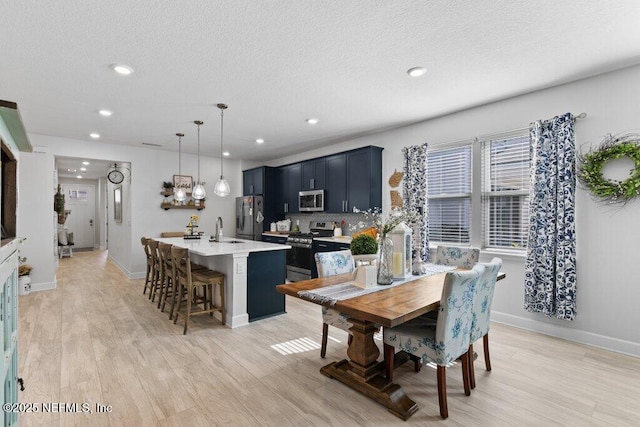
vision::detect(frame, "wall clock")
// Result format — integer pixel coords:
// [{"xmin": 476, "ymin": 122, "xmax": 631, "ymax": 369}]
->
[{"xmin": 107, "ymin": 169, "xmax": 125, "ymax": 184}]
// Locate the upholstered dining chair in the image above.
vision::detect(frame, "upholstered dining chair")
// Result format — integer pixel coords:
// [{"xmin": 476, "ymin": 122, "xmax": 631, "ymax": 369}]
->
[
  {"xmin": 436, "ymin": 245, "xmax": 480, "ymax": 268},
  {"xmin": 469, "ymin": 257, "xmax": 502, "ymax": 389},
  {"xmin": 314, "ymin": 250, "xmax": 356, "ymax": 358},
  {"xmin": 383, "ymin": 265, "xmax": 485, "ymax": 419}
]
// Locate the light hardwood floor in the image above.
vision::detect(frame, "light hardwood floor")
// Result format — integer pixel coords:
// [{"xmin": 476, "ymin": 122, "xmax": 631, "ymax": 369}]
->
[{"xmin": 18, "ymin": 250, "xmax": 640, "ymax": 426}]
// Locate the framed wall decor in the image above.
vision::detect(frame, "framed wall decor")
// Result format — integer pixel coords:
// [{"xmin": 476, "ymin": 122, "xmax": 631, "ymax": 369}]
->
[
  {"xmin": 114, "ymin": 186, "xmax": 122, "ymax": 223},
  {"xmin": 173, "ymin": 175, "xmax": 193, "ymax": 193}
]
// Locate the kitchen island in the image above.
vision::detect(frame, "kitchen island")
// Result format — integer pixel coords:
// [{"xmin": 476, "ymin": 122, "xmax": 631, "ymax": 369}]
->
[{"xmin": 157, "ymin": 236, "xmax": 290, "ymax": 328}]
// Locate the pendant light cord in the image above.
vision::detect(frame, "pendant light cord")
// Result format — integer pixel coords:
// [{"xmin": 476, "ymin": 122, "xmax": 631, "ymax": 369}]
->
[{"xmin": 220, "ymin": 107, "xmax": 224, "ymax": 178}]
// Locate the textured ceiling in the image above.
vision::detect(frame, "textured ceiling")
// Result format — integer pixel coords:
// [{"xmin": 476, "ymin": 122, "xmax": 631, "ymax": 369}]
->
[{"xmin": 2, "ymin": 1, "xmax": 640, "ymax": 163}]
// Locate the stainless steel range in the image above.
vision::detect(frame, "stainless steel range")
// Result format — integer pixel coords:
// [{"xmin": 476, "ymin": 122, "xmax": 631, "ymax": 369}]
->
[{"xmin": 285, "ymin": 221, "xmax": 334, "ymax": 282}]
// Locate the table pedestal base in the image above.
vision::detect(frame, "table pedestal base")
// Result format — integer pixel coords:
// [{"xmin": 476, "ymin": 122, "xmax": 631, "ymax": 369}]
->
[
  {"xmin": 320, "ymin": 318, "xmax": 418, "ymax": 420},
  {"xmin": 320, "ymin": 360, "xmax": 418, "ymax": 420}
]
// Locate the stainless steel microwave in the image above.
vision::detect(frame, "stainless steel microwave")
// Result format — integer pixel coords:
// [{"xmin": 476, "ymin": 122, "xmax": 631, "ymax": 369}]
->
[{"xmin": 299, "ymin": 189, "xmax": 325, "ymax": 212}]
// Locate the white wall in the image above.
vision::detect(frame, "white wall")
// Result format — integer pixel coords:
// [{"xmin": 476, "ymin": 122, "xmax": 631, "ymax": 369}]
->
[
  {"xmin": 267, "ymin": 64, "xmax": 640, "ymax": 356},
  {"xmin": 27, "ymin": 135, "xmax": 244, "ymax": 279},
  {"xmin": 17, "ymin": 151, "xmax": 57, "ymax": 290}
]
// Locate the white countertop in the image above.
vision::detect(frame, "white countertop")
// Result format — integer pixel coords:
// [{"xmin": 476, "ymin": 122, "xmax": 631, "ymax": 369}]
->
[{"xmin": 156, "ymin": 236, "xmax": 291, "ymax": 256}]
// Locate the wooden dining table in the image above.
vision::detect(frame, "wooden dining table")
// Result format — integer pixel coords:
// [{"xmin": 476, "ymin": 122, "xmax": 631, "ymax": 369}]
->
[{"xmin": 276, "ymin": 270, "xmax": 506, "ymax": 420}]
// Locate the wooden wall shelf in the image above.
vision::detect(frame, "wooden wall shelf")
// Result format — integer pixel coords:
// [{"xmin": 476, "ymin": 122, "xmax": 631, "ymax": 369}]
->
[{"xmin": 161, "ymin": 203, "xmax": 205, "ymax": 211}]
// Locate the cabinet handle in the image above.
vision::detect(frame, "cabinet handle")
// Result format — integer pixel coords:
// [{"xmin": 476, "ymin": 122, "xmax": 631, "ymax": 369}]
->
[
  {"xmin": 310, "ymin": 178, "xmax": 315, "ymax": 189},
  {"xmin": 250, "ymin": 184, "xmax": 254, "ymax": 194},
  {"xmin": 345, "ymin": 200, "xmax": 348, "ymax": 212},
  {"xmin": 284, "ymin": 202, "xmax": 288, "ymax": 213}
]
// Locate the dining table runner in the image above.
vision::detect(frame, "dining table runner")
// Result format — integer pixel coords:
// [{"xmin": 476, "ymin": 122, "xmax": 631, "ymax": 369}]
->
[{"xmin": 298, "ymin": 263, "xmax": 456, "ymax": 306}]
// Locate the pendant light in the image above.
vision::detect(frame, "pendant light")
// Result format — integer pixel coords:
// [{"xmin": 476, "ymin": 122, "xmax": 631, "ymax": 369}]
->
[
  {"xmin": 192, "ymin": 120, "xmax": 206, "ymax": 200},
  {"xmin": 174, "ymin": 133, "xmax": 187, "ymax": 202},
  {"xmin": 213, "ymin": 103, "xmax": 231, "ymax": 197}
]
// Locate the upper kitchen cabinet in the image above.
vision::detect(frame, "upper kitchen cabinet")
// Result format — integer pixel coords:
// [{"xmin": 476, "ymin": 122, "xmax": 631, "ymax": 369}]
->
[
  {"xmin": 325, "ymin": 154, "xmax": 347, "ymax": 212},
  {"xmin": 301, "ymin": 158, "xmax": 326, "ymax": 191},
  {"xmin": 242, "ymin": 166, "xmax": 280, "ymax": 233},
  {"xmin": 279, "ymin": 163, "xmax": 301, "ymax": 214},
  {"xmin": 326, "ymin": 146, "xmax": 383, "ymax": 213},
  {"xmin": 243, "ymin": 167, "xmax": 264, "ymax": 195}
]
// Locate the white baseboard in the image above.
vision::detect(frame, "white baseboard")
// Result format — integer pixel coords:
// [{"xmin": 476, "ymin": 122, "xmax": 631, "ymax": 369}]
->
[
  {"xmin": 492, "ymin": 311, "xmax": 640, "ymax": 358},
  {"xmin": 108, "ymin": 254, "xmax": 146, "ymax": 280},
  {"xmin": 29, "ymin": 280, "xmax": 57, "ymax": 292}
]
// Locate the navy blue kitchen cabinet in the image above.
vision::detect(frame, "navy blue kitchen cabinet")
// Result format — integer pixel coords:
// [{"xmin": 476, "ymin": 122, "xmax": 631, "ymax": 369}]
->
[
  {"xmin": 346, "ymin": 147, "xmax": 383, "ymax": 213},
  {"xmin": 242, "ymin": 167, "xmax": 264, "ymax": 195},
  {"xmin": 247, "ymin": 250, "xmax": 286, "ymax": 321},
  {"xmin": 325, "ymin": 146, "xmax": 383, "ymax": 213},
  {"xmin": 325, "ymin": 153, "xmax": 348, "ymax": 213},
  {"xmin": 301, "ymin": 158, "xmax": 326, "ymax": 191},
  {"xmin": 262, "ymin": 234, "xmax": 288, "ymax": 244},
  {"xmin": 279, "ymin": 163, "xmax": 301, "ymax": 214},
  {"xmin": 242, "ymin": 166, "xmax": 280, "ymax": 234}
]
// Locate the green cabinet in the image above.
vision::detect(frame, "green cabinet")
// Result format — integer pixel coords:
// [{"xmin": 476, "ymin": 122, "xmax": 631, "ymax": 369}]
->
[{"xmin": 1, "ymin": 241, "xmax": 19, "ymax": 427}]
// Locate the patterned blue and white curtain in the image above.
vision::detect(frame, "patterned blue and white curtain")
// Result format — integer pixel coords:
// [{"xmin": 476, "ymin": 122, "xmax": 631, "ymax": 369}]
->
[
  {"xmin": 524, "ymin": 113, "xmax": 577, "ymax": 321},
  {"xmin": 402, "ymin": 143, "xmax": 429, "ymax": 262}
]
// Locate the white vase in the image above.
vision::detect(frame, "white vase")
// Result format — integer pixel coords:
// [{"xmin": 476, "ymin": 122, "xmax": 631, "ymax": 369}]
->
[{"xmin": 18, "ymin": 275, "xmax": 31, "ymax": 295}]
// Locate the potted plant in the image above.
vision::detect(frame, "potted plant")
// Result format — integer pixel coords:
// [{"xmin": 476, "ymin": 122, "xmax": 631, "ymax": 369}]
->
[{"xmin": 350, "ymin": 234, "xmax": 379, "ymax": 266}]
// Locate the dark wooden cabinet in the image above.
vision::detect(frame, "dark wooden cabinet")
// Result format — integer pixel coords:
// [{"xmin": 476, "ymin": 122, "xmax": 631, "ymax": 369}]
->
[
  {"xmin": 301, "ymin": 158, "xmax": 326, "ymax": 190},
  {"xmin": 243, "ymin": 167, "xmax": 264, "ymax": 195}
]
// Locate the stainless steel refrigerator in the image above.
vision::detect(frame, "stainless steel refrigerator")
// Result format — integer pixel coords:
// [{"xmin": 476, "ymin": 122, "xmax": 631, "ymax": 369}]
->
[{"xmin": 235, "ymin": 195, "xmax": 265, "ymax": 241}]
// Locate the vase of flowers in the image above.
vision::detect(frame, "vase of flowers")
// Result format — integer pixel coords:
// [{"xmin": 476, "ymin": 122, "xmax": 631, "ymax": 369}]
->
[{"xmin": 351, "ymin": 207, "xmax": 418, "ymax": 285}]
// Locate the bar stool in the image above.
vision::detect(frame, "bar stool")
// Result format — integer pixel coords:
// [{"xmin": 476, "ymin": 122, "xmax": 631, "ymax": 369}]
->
[
  {"xmin": 171, "ymin": 247, "xmax": 226, "ymax": 334},
  {"xmin": 148, "ymin": 239, "xmax": 162, "ymax": 301},
  {"xmin": 158, "ymin": 243, "xmax": 207, "ymax": 314},
  {"xmin": 141, "ymin": 237, "xmax": 154, "ymax": 296}
]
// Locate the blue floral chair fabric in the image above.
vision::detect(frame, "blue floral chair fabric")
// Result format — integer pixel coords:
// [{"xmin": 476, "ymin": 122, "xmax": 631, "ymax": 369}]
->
[
  {"xmin": 383, "ymin": 265, "xmax": 485, "ymax": 419},
  {"xmin": 436, "ymin": 245, "xmax": 480, "ymax": 269},
  {"xmin": 314, "ymin": 250, "xmax": 356, "ymax": 358},
  {"xmin": 469, "ymin": 257, "xmax": 502, "ymax": 388}
]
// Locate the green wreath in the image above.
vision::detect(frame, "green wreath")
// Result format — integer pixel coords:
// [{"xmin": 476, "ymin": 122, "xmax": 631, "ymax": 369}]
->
[{"xmin": 577, "ymin": 134, "xmax": 640, "ymax": 204}]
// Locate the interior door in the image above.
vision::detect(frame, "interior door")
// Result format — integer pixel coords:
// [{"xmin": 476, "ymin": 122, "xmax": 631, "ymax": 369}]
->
[{"xmin": 62, "ymin": 183, "xmax": 96, "ymax": 249}]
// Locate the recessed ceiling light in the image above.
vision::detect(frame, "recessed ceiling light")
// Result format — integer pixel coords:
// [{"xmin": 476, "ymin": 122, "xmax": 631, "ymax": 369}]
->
[
  {"xmin": 111, "ymin": 64, "xmax": 134, "ymax": 75},
  {"xmin": 98, "ymin": 109, "xmax": 112, "ymax": 116},
  {"xmin": 67, "ymin": 168, "xmax": 77, "ymax": 172},
  {"xmin": 76, "ymin": 175, "xmax": 83, "ymax": 179},
  {"xmin": 256, "ymin": 138, "xmax": 264, "ymax": 144},
  {"xmin": 89, "ymin": 133, "xmax": 100, "ymax": 139},
  {"xmin": 82, "ymin": 161, "xmax": 90, "ymax": 165},
  {"xmin": 80, "ymin": 167, "xmax": 87, "ymax": 171},
  {"xmin": 306, "ymin": 118, "xmax": 319, "ymax": 125},
  {"xmin": 223, "ymin": 151, "xmax": 230, "ymax": 157},
  {"xmin": 407, "ymin": 67, "xmax": 427, "ymax": 77}
]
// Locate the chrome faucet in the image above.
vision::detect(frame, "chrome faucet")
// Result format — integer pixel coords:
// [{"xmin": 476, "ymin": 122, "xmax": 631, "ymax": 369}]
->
[{"xmin": 215, "ymin": 217, "xmax": 223, "ymax": 242}]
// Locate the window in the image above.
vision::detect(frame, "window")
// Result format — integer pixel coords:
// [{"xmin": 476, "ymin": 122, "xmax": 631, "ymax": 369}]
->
[
  {"xmin": 426, "ymin": 132, "xmax": 530, "ymax": 251},
  {"xmin": 427, "ymin": 144, "xmax": 472, "ymax": 244},
  {"xmin": 482, "ymin": 135, "xmax": 530, "ymax": 249}
]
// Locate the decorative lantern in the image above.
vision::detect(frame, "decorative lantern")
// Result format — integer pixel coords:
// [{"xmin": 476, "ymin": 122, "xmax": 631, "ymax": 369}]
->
[{"xmin": 390, "ymin": 222, "xmax": 412, "ymax": 279}]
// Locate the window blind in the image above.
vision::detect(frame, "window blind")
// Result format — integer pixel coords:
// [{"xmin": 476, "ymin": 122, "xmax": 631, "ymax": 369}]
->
[
  {"xmin": 427, "ymin": 144, "xmax": 472, "ymax": 244},
  {"xmin": 482, "ymin": 135, "xmax": 530, "ymax": 249}
]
